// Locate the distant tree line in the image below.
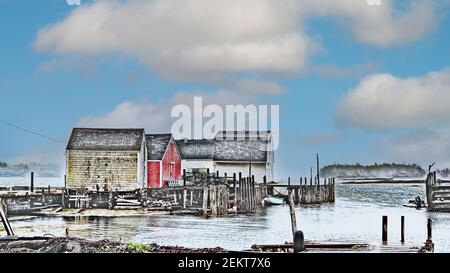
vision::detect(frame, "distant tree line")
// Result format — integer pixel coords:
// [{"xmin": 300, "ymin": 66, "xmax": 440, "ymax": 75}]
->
[
  {"xmin": 437, "ymin": 168, "xmax": 450, "ymax": 177},
  {"xmin": 320, "ymin": 163, "xmax": 426, "ymax": 178},
  {"xmin": 0, "ymin": 161, "xmax": 7, "ymax": 168}
]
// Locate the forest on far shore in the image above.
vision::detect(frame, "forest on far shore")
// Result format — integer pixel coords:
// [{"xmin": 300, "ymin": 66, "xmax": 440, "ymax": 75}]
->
[{"xmin": 320, "ymin": 163, "xmax": 428, "ymax": 178}]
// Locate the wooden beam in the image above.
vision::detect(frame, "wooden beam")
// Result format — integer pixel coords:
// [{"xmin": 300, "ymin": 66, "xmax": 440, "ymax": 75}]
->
[{"xmin": 0, "ymin": 198, "xmax": 14, "ymax": 236}]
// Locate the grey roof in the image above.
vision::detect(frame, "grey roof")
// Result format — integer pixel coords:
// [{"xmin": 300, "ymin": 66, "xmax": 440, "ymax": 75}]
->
[
  {"xmin": 215, "ymin": 131, "xmax": 271, "ymax": 141},
  {"xmin": 213, "ymin": 139, "xmax": 268, "ymax": 162},
  {"xmin": 146, "ymin": 134, "xmax": 172, "ymax": 160},
  {"xmin": 175, "ymin": 138, "xmax": 268, "ymax": 162},
  {"xmin": 175, "ymin": 139, "xmax": 215, "ymax": 160},
  {"xmin": 67, "ymin": 128, "xmax": 145, "ymax": 151}
]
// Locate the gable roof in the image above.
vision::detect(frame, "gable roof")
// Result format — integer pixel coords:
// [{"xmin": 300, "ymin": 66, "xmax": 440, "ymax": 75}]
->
[
  {"xmin": 213, "ymin": 139, "xmax": 268, "ymax": 162},
  {"xmin": 66, "ymin": 128, "xmax": 145, "ymax": 151},
  {"xmin": 175, "ymin": 139, "xmax": 215, "ymax": 160},
  {"xmin": 146, "ymin": 134, "xmax": 173, "ymax": 160},
  {"xmin": 175, "ymin": 138, "xmax": 269, "ymax": 162}
]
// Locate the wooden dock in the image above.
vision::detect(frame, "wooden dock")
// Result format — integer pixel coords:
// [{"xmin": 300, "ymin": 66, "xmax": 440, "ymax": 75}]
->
[
  {"xmin": 248, "ymin": 241, "xmax": 429, "ymax": 253},
  {"xmin": 267, "ymin": 177, "xmax": 335, "ymax": 204},
  {"xmin": 426, "ymin": 171, "xmax": 450, "ymax": 211}
]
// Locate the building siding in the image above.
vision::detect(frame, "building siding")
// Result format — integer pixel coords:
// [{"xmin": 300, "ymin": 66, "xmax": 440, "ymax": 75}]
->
[
  {"xmin": 66, "ymin": 150, "xmax": 140, "ymax": 190},
  {"xmin": 160, "ymin": 142, "xmax": 182, "ymax": 187},
  {"xmin": 147, "ymin": 161, "xmax": 160, "ymax": 188},
  {"xmin": 181, "ymin": 159, "xmax": 214, "ymax": 173}
]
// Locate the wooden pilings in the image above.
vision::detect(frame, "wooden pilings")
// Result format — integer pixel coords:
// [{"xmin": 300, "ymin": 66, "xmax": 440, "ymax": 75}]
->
[
  {"xmin": 236, "ymin": 176, "xmax": 260, "ymax": 213},
  {"xmin": 427, "ymin": 218, "xmax": 432, "ymax": 240},
  {"xmin": 269, "ymin": 177, "xmax": 335, "ymax": 205},
  {"xmin": 287, "ymin": 178, "xmax": 297, "ymax": 237},
  {"xmin": 201, "ymin": 185, "xmax": 228, "ymax": 216},
  {"xmin": 425, "ymin": 218, "xmax": 434, "ymax": 252},
  {"xmin": 401, "ymin": 216, "xmax": 405, "ymax": 243},
  {"xmin": 30, "ymin": 172, "xmax": 34, "ymax": 193},
  {"xmin": 382, "ymin": 216, "xmax": 388, "ymax": 242}
]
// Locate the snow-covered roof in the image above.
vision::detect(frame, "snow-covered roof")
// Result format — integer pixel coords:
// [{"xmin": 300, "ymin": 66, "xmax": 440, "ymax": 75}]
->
[
  {"xmin": 213, "ymin": 139, "xmax": 268, "ymax": 162},
  {"xmin": 176, "ymin": 139, "xmax": 215, "ymax": 160},
  {"xmin": 176, "ymin": 137, "xmax": 269, "ymax": 162},
  {"xmin": 66, "ymin": 128, "xmax": 145, "ymax": 151},
  {"xmin": 146, "ymin": 134, "xmax": 172, "ymax": 160}
]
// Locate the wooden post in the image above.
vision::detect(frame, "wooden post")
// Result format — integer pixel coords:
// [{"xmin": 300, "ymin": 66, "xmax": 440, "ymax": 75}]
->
[
  {"xmin": 425, "ymin": 218, "xmax": 434, "ymax": 252},
  {"xmin": 30, "ymin": 172, "xmax": 34, "ymax": 192},
  {"xmin": 183, "ymin": 169, "xmax": 186, "ymax": 186},
  {"xmin": 401, "ymin": 216, "xmax": 405, "ymax": 243},
  {"xmin": 246, "ymin": 177, "xmax": 250, "ymax": 212},
  {"xmin": 427, "ymin": 218, "xmax": 432, "ymax": 239},
  {"xmin": 244, "ymin": 177, "xmax": 250, "ymax": 212},
  {"xmin": 263, "ymin": 175, "xmax": 267, "ymax": 197},
  {"xmin": 216, "ymin": 170, "xmax": 219, "ymax": 178},
  {"xmin": 211, "ymin": 186, "xmax": 217, "ymax": 216},
  {"xmin": 382, "ymin": 216, "xmax": 388, "ymax": 243},
  {"xmin": 0, "ymin": 198, "xmax": 14, "ymax": 236},
  {"xmin": 48, "ymin": 185, "xmax": 51, "ymax": 194},
  {"xmin": 238, "ymin": 172, "xmax": 242, "ymax": 211},
  {"xmin": 183, "ymin": 189, "xmax": 187, "ymax": 209},
  {"xmin": 316, "ymin": 153, "xmax": 320, "ymax": 184},
  {"xmin": 202, "ymin": 187, "xmax": 208, "ymax": 215},
  {"xmin": 233, "ymin": 173, "xmax": 237, "ymax": 212},
  {"xmin": 287, "ymin": 182, "xmax": 297, "ymax": 237},
  {"xmin": 251, "ymin": 175, "xmax": 255, "ymax": 211},
  {"xmin": 41, "ymin": 188, "xmax": 45, "ymax": 205}
]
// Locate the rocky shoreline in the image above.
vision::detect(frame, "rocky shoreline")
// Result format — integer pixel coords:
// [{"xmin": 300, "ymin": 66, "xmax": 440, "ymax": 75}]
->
[{"xmin": 0, "ymin": 236, "xmax": 227, "ymax": 253}]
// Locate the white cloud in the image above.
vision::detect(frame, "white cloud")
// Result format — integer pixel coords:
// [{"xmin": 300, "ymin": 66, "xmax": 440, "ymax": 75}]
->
[
  {"xmin": 35, "ymin": 0, "xmax": 314, "ymax": 82},
  {"xmin": 34, "ymin": 0, "xmax": 442, "ymax": 84},
  {"xmin": 298, "ymin": 0, "xmax": 439, "ymax": 48},
  {"xmin": 336, "ymin": 68, "xmax": 450, "ymax": 130}
]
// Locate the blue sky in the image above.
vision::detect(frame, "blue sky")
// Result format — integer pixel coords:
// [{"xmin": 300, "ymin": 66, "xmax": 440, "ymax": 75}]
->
[{"xmin": 1, "ymin": 0, "xmax": 450, "ymax": 178}]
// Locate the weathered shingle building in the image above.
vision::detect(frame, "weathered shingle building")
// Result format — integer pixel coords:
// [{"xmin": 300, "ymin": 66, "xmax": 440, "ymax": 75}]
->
[
  {"xmin": 146, "ymin": 134, "xmax": 181, "ymax": 188},
  {"xmin": 66, "ymin": 128, "xmax": 147, "ymax": 191},
  {"xmin": 176, "ymin": 131, "xmax": 274, "ymax": 182},
  {"xmin": 176, "ymin": 139, "xmax": 215, "ymax": 174}
]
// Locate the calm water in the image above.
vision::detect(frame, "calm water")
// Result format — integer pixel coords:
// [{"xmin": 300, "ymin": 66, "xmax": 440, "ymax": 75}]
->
[
  {"xmin": 0, "ymin": 177, "xmax": 64, "ymax": 188},
  {"xmin": 4, "ymin": 180, "xmax": 450, "ymax": 252}
]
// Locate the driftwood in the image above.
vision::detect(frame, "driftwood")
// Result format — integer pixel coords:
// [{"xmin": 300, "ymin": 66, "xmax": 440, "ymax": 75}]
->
[{"xmin": 0, "ymin": 198, "xmax": 14, "ymax": 235}]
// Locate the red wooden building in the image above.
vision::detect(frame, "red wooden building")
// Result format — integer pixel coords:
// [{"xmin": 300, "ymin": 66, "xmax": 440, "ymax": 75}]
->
[{"xmin": 146, "ymin": 134, "xmax": 182, "ymax": 188}]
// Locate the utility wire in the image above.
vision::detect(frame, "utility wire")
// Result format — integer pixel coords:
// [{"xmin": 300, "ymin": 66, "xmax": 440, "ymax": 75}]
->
[{"xmin": 0, "ymin": 119, "xmax": 65, "ymax": 144}]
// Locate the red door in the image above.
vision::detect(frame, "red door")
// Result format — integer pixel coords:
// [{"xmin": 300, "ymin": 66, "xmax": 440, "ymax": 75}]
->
[{"xmin": 148, "ymin": 162, "xmax": 160, "ymax": 188}]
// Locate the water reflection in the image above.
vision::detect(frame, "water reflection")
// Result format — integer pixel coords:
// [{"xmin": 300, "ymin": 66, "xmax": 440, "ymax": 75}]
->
[{"xmin": 7, "ymin": 183, "xmax": 450, "ymax": 252}]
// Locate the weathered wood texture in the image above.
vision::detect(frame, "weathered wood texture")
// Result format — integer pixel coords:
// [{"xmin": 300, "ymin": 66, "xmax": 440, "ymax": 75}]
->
[
  {"xmin": 426, "ymin": 171, "xmax": 450, "ymax": 211},
  {"xmin": 67, "ymin": 150, "xmax": 141, "ymax": 190},
  {"xmin": 268, "ymin": 178, "xmax": 335, "ymax": 204}
]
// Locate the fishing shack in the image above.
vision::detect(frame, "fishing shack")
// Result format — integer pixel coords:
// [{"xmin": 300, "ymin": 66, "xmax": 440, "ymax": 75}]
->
[
  {"xmin": 146, "ymin": 134, "xmax": 182, "ymax": 188},
  {"xmin": 213, "ymin": 131, "xmax": 274, "ymax": 183},
  {"xmin": 175, "ymin": 131, "xmax": 274, "ymax": 182},
  {"xmin": 65, "ymin": 128, "xmax": 147, "ymax": 192}
]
